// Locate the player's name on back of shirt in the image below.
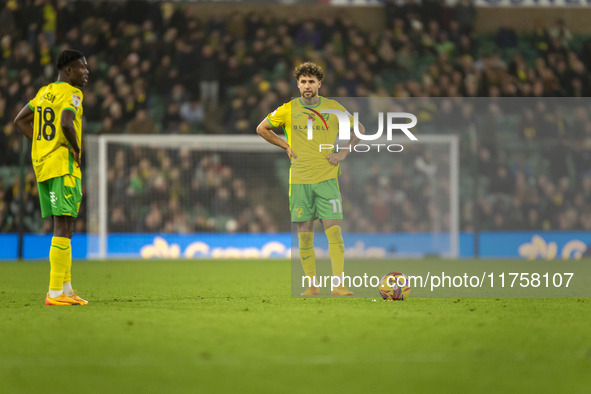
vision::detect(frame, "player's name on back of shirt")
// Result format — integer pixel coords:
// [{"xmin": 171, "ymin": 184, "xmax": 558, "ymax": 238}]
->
[{"xmin": 41, "ymin": 92, "xmax": 57, "ymax": 103}]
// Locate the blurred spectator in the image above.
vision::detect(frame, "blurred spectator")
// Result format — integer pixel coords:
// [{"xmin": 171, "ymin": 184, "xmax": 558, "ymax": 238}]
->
[
  {"xmin": 455, "ymin": 0, "xmax": 476, "ymax": 34},
  {"xmin": 496, "ymin": 20, "xmax": 518, "ymax": 49},
  {"xmin": 478, "ymin": 147, "xmax": 496, "ymax": 179},
  {"xmin": 127, "ymin": 109, "xmax": 157, "ymax": 134},
  {"xmin": 162, "ymin": 102, "xmax": 183, "ymax": 134},
  {"xmin": 198, "ymin": 45, "xmax": 220, "ymax": 110},
  {"xmin": 83, "ymin": 91, "xmax": 101, "ymax": 123},
  {"xmin": 109, "ymin": 205, "xmax": 133, "ymax": 233},
  {"xmin": 490, "ymin": 165, "xmax": 514, "ymax": 195},
  {"xmin": 518, "ymin": 108, "xmax": 538, "ymax": 141},
  {"xmin": 548, "ymin": 139, "xmax": 571, "ymax": 183},
  {"xmin": 548, "ymin": 18, "xmax": 572, "ymax": 48},
  {"xmin": 143, "ymin": 203, "xmax": 163, "ymax": 232},
  {"xmin": 179, "ymin": 98, "xmax": 205, "ymax": 126},
  {"xmin": 578, "ymin": 39, "xmax": 591, "ymax": 71},
  {"xmin": 532, "ymin": 19, "xmax": 551, "ymax": 55},
  {"xmin": 296, "ymin": 21, "xmax": 322, "ymax": 50}
]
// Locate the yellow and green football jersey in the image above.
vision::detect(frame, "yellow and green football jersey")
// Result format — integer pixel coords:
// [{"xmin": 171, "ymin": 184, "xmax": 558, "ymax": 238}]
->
[
  {"xmin": 28, "ymin": 82, "xmax": 83, "ymax": 182},
  {"xmin": 267, "ymin": 97, "xmax": 352, "ymax": 185}
]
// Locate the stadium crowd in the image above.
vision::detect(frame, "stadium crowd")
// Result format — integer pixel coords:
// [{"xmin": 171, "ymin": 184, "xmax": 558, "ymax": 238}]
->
[
  {"xmin": 1, "ymin": 0, "xmax": 591, "ymax": 234},
  {"xmin": 100, "ymin": 146, "xmax": 280, "ymax": 234}
]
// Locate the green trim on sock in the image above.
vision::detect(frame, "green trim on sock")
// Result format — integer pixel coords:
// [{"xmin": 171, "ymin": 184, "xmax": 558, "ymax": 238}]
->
[{"xmin": 51, "ymin": 245, "xmax": 70, "ymax": 251}]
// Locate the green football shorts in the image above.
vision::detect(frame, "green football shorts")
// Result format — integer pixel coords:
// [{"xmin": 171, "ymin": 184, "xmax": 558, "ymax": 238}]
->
[
  {"xmin": 290, "ymin": 178, "xmax": 343, "ymax": 222},
  {"xmin": 38, "ymin": 174, "xmax": 83, "ymax": 218}
]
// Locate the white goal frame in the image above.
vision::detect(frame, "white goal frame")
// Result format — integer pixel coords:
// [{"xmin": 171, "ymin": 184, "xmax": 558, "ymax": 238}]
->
[{"xmin": 85, "ymin": 134, "xmax": 459, "ymax": 259}]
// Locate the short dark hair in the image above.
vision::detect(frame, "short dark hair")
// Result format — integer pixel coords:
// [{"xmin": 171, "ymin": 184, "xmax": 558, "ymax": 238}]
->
[
  {"xmin": 293, "ymin": 62, "xmax": 324, "ymax": 82},
  {"xmin": 56, "ymin": 49, "xmax": 85, "ymax": 70}
]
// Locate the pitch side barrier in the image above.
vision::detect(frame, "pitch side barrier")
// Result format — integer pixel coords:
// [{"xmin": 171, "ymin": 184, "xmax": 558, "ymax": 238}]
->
[{"xmin": 2, "ymin": 231, "xmax": 590, "ymax": 260}]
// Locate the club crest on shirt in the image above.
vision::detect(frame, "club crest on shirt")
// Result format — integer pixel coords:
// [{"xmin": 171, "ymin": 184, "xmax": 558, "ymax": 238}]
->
[{"xmin": 72, "ymin": 94, "xmax": 81, "ymax": 108}]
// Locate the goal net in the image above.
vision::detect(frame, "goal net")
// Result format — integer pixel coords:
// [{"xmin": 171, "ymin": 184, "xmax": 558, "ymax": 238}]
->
[{"xmin": 85, "ymin": 134, "xmax": 458, "ymax": 259}]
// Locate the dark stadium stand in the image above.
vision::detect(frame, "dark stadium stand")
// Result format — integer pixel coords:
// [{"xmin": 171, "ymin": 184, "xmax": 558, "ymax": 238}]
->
[{"xmin": 2, "ymin": 0, "xmax": 591, "ymax": 233}]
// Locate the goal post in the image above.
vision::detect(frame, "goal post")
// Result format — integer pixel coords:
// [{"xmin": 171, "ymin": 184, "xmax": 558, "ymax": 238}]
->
[{"xmin": 85, "ymin": 134, "xmax": 459, "ymax": 259}]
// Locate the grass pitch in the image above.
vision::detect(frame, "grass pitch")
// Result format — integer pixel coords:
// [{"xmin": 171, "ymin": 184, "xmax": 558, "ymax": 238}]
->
[{"xmin": 1, "ymin": 259, "xmax": 590, "ymax": 394}]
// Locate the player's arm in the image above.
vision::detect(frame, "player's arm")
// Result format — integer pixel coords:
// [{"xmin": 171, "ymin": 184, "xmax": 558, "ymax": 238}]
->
[
  {"xmin": 13, "ymin": 105, "xmax": 35, "ymax": 141},
  {"xmin": 256, "ymin": 118, "xmax": 297, "ymax": 159},
  {"xmin": 61, "ymin": 109, "xmax": 81, "ymax": 168},
  {"xmin": 326, "ymin": 122, "xmax": 365, "ymax": 165}
]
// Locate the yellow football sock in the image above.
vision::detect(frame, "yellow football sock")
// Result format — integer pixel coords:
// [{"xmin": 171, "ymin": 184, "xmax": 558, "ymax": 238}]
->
[
  {"xmin": 326, "ymin": 225, "xmax": 345, "ymax": 278},
  {"xmin": 298, "ymin": 232, "xmax": 316, "ymax": 286},
  {"xmin": 49, "ymin": 237, "xmax": 71, "ymax": 292},
  {"xmin": 63, "ymin": 250, "xmax": 72, "ymax": 284},
  {"xmin": 63, "ymin": 245, "xmax": 73, "ymax": 296}
]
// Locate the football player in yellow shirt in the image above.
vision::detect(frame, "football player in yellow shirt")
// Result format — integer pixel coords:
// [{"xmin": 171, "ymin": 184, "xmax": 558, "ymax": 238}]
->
[
  {"xmin": 256, "ymin": 62, "xmax": 364, "ymax": 296},
  {"xmin": 14, "ymin": 49, "xmax": 89, "ymax": 306}
]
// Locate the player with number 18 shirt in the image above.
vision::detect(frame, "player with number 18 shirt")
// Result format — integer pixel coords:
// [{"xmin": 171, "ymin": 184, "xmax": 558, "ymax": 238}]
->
[{"xmin": 14, "ymin": 49, "xmax": 89, "ymax": 306}]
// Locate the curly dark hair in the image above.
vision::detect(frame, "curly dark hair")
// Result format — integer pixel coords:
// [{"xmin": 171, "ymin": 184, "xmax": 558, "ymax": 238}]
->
[
  {"xmin": 56, "ymin": 49, "xmax": 85, "ymax": 70},
  {"xmin": 293, "ymin": 62, "xmax": 324, "ymax": 82}
]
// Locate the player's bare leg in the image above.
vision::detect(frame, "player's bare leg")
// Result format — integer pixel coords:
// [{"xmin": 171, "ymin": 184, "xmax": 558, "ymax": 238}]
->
[
  {"xmin": 323, "ymin": 219, "xmax": 353, "ymax": 296},
  {"xmin": 298, "ymin": 220, "xmax": 320, "ymax": 295}
]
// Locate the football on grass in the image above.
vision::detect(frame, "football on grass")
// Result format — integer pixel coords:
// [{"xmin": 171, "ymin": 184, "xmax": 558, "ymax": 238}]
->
[{"xmin": 379, "ymin": 272, "xmax": 411, "ymax": 300}]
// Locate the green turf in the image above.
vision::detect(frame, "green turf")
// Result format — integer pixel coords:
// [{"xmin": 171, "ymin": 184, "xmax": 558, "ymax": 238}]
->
[{"xmin": 1, "ymin": 259, "xmax": 590, "ymax": 394}]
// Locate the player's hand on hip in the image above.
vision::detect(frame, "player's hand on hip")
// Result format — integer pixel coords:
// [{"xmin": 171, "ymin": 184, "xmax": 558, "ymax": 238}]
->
[
  {"xmin": 327, "ymin": 151, "xmax": 346, "ymax": 165},
  {"xmin": 286, "ymin": 147, "xmax": 297, "ymax": 160},
  {"xmin": 63, "ymin": 144, "xmax": 81, "ymax": 168}
]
